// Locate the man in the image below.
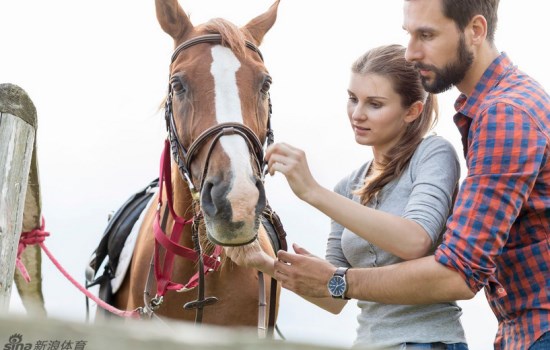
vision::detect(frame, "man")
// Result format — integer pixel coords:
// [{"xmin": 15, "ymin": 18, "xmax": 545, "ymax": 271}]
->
[{"xmin": 273, "ymin": 1, "xmax": 550, "ymax": 349}]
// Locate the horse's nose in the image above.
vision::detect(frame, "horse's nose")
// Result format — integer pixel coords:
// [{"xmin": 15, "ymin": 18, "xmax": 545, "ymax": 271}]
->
[
  {"xmin": 201, "ymin": 174, "xmax": 266, "ymax": 246},
  {"xmin": 201, "ymin": 178, "xmax": 231, "ymax": 219},
  {"xmin": 201, "ymin": 177, "xmax": 266, "ymax": 219}
]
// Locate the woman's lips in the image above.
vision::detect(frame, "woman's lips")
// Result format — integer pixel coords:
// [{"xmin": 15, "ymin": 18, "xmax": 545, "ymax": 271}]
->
[{"xmin": 354, "ymin": 125, "xmax": 370, "ymax": 134}]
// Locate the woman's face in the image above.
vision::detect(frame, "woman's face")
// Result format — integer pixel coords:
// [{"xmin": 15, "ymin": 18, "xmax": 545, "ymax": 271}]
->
[{"xmin": 347, "ymin": 72, "xmax": 412, "ymax": 156}]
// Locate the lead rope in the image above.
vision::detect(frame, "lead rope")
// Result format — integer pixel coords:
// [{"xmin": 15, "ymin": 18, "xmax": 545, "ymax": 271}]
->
[{"xmin": 19, "ymin": 218, "xmax": 142, "ymax": 319}]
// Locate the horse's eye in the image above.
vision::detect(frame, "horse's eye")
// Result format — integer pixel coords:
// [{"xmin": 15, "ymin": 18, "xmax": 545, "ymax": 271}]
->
[
  {"xmin": 260, "ymin": 76, "xmax": 272, "ymax": 95},
  {"xmin": 170, "ymin": 77, "xmax": 187, "ymax": 95}
]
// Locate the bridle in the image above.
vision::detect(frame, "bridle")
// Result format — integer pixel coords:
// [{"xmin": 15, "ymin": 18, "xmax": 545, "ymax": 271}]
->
[
  {"xmin": 145, "ymin": 33, "xmax": 280, "ymax": 337},
  {"xmin": 164, "ymin": 33, "xmax": 274, "ymax": 197}
]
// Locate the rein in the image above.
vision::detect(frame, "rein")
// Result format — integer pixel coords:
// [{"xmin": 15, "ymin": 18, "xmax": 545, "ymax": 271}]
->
[{"xmin": 148, "ymin": 33, "xmax": 280, "ymax": 334}]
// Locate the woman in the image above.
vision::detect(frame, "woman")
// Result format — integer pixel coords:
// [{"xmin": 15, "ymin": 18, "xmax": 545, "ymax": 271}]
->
[{"xmin": 228, "ymin": 45, "xmax": 467, "ymax": 349}]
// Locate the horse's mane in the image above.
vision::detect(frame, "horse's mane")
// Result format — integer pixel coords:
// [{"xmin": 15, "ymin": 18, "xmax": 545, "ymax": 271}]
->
[{"xmin": 199, "ymin": 18, "xmax": 247, "ymax": 58}]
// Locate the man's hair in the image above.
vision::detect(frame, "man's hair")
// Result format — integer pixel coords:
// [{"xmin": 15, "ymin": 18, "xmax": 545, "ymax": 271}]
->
[{"xmin": 441, "ymin": 0, "xmax": 500, "ymax": 43}]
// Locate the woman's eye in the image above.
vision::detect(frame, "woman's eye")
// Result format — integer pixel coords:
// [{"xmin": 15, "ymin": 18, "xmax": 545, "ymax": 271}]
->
[{"xmin": 370, "ymin": 102, "xmax": 382, "ymax": 109}]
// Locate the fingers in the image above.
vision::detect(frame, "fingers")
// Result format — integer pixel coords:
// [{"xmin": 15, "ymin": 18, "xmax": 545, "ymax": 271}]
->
[
  {"xmin": 267, "ymin": 154, "xmax": 287, "ymax": 176},
  {"xmin": 273, "ymin": 250, "xmax": 295, "ymax": 280},
  {"xmin": 276, "ymin": 249, "xmax": 296, "ymax": 264},
  {"xmin": 273, "ymin": 248, "xmax": 333, "ymax": 298},
  {"xmin": 292, "ymin": 242, "xmax": 311, "ymax": 256},
  {"xmin": 265, "ymin": 142, "xmax": 295, "ymax": 159},
  {"xmin": 265, "ymin": 143, "xmax": 304, "ymax": 176}
]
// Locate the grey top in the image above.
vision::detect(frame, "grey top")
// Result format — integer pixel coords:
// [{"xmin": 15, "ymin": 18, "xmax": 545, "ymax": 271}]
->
[{"xmin": 325, "ymin": 135, "xmax": 467, "ymax": 349}]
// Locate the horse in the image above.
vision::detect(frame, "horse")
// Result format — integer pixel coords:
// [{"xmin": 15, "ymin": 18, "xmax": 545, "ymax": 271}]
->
[{"xmin": 87, "ymin": 0, "xmax": 285, "ymax": 333}]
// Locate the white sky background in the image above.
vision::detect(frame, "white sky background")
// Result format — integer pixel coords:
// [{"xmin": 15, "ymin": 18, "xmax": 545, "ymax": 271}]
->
[{"xmin": 2, "ymin": 0, "xmax": 549, "ymax": 348}]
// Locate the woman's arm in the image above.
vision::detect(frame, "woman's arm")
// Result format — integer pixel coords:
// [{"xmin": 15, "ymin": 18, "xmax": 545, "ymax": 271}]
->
[
  {"xmin": 266, "ymin": 140, "xmax": 459, "ymax": 260},
  {"xmin": 309, "ymin": 186, "xmax": 431, "ymax": 260}
]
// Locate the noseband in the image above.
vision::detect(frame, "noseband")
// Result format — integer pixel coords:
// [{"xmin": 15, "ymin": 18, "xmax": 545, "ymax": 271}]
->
[{"xmin": 164, "ymin": 34, "xmax": 274, "ymax": 197}]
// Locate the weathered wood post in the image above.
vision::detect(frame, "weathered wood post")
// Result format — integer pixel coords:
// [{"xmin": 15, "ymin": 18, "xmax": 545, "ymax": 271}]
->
[{"xmin": 0, "ymin": 83, "xmax": 45, "ymax": 314}]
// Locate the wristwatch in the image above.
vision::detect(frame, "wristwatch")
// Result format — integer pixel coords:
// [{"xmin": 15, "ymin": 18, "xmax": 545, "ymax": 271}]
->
[{"xmin": 327, "ymin": 267, "xmax": 350, "ymax": 299}]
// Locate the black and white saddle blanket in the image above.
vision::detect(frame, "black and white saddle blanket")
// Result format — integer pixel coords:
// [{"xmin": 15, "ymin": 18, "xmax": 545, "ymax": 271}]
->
[
  {"xmin": 85, "ymin": 178, "xmax": 159, "ymax": 294},
  {"xmin": 85, "ymin": 178, "xmax": 287, "ymax": 298}
]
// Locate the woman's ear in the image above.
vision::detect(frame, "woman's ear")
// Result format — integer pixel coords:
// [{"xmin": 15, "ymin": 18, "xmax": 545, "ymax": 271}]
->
[{"xmin": 404, "ymin": 100, "xmax": 424, "ymax": 123}]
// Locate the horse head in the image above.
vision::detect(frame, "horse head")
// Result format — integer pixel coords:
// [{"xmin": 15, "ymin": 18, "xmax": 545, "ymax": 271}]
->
[{"xmin": 156, "ymin": 0, "xmax": 280, "ymax": 247}]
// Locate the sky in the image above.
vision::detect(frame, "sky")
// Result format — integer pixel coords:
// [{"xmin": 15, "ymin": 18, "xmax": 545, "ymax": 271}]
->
[{"xmin": 1, "ymin": 0, "xmax": 549, "ymax": 349}]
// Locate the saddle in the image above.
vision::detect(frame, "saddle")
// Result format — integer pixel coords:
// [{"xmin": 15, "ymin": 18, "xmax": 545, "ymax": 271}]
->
[
  {"xmin": 85, "ymin": 178, "xmax": 159, "ymax": 306},
  {"xmin": 85, "ymin": 178, "xmax": 287, "ymax": 313}
]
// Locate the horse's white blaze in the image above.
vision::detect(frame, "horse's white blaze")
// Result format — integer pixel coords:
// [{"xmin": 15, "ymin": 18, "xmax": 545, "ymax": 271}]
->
[{"xmin": 210, "ymin": 46, "xmax": 258, "ymax": 223}]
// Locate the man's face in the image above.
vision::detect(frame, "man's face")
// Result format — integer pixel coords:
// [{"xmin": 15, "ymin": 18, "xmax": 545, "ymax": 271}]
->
[{"xmin": 403, "ymin": 0, "xmax": 474, "ymax": 93}]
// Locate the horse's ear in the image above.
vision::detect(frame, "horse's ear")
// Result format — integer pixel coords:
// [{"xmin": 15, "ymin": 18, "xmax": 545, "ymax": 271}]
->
[
  {"xmin": 155, "ymin": 0, "xmax": 194, "ymax": 42},
  {"xmin": 242, "ymin": 0, "xmax": 280, "ymax": 45}
]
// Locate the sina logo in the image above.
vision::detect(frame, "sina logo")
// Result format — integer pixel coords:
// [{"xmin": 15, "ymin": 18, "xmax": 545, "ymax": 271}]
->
[{"xmin": 3, "ymin": 334, "xmax": 32, "ymax": 350}]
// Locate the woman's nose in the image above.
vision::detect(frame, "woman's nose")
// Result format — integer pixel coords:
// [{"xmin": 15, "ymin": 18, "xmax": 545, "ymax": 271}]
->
[{"xmin": 351, "ymin": 105, "xmax": 367, "ymax": 121}]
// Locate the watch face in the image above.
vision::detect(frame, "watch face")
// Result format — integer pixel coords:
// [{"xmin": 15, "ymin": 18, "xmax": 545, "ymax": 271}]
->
[{"xmin": 328, "ymin": 275, "xmax": 346, "ymax": 297}]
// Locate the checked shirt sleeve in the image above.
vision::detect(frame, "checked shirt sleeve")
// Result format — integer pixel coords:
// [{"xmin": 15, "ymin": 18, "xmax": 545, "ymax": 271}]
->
[{"xmin": 435, "ymin": 102, "xmax": 548, "ymax": 294}]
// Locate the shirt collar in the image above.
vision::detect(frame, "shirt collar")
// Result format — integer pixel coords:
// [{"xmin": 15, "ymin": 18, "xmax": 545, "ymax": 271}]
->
[{"xmin": 453, "ymin": 52, "xmax": 514, "ymax": 120}]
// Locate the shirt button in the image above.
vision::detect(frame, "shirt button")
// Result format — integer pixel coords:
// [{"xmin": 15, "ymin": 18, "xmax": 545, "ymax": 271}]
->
[{"xmin": 497, "ymin": 288, "xmax": 505, "ymax": 294}]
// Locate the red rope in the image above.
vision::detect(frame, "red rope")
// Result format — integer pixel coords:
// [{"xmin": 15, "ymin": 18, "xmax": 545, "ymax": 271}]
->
[
  {"xmin": 16, "ymin": 217, "xmax": 49, "ymax": 282},
  {"xmin": 18, "ymin": 218, "xmax": 140, "ymax": 319}
]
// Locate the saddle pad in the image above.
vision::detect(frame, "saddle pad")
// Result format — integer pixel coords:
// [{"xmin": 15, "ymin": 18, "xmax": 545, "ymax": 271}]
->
[{"xmin": 111, "ymin": 188, "xmax": 158, "ymax": 293}]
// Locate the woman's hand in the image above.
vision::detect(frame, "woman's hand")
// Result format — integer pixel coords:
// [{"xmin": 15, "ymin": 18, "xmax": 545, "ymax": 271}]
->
[
  {"xmin": 265, "ymin": 143, "xmax": 320, "ymax": 202},
  {"xmin": 274, "ymin": 243, "xmax": 336, "ymax": 298}
]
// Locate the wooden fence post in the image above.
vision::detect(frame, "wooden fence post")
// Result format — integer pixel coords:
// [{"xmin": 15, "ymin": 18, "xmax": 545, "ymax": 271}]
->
[{"xmin": 0, "ymin": 83, "xmax": 44, "ymax": 313}]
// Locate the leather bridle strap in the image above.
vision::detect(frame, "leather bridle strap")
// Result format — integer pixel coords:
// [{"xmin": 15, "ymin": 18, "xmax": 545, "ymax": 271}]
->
[
  {"xmin": 192, "ymin": 122, "xmax": 265, "ymax": 191},
  {"xmin": 258, "ymin": 271, "xmax": 268, "ymax": 338},
  {"xmin": 165, "ymin": 33, "xmax": 272, "ymax": 193},
  {"xmin": 171, "ymin": 33, "xmax": 264, "ymax": 64},
  {"xmin": 267, "ymin": 278, "xmax": 278, "ymax": 337},
  {"xmin": 186, "ymin": 122, "xmax": 264, "ymax": 172}
]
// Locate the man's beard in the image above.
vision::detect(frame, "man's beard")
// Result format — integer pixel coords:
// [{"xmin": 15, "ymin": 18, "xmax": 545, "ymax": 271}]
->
[{"xmin": 416, "ymin": 34, "xmax": 474, "ymax": 94}]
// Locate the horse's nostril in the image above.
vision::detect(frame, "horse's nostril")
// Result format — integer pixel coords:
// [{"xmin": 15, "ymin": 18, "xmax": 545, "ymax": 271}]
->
[
  {"xmin": 201, "ymin": 179, "xmax": 232, "ymax": 220},
  {"xmin": 201, "ymin": 181, "xmax": 216, "ymax": 217},
  {"xmin": 255, "ymin": 178, "xmax": 267, "ymax": 215}
]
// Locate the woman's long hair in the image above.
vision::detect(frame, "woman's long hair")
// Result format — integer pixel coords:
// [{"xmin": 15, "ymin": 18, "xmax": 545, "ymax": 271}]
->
[{"xmin": 352, "ymin": 45, "xmax": 438, "ymax": 205}]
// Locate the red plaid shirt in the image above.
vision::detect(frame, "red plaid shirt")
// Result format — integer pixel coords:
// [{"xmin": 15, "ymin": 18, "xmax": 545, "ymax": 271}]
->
[{"xmin": 435, "ymin": 53, "xmax": 550, "ymax": 349}]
